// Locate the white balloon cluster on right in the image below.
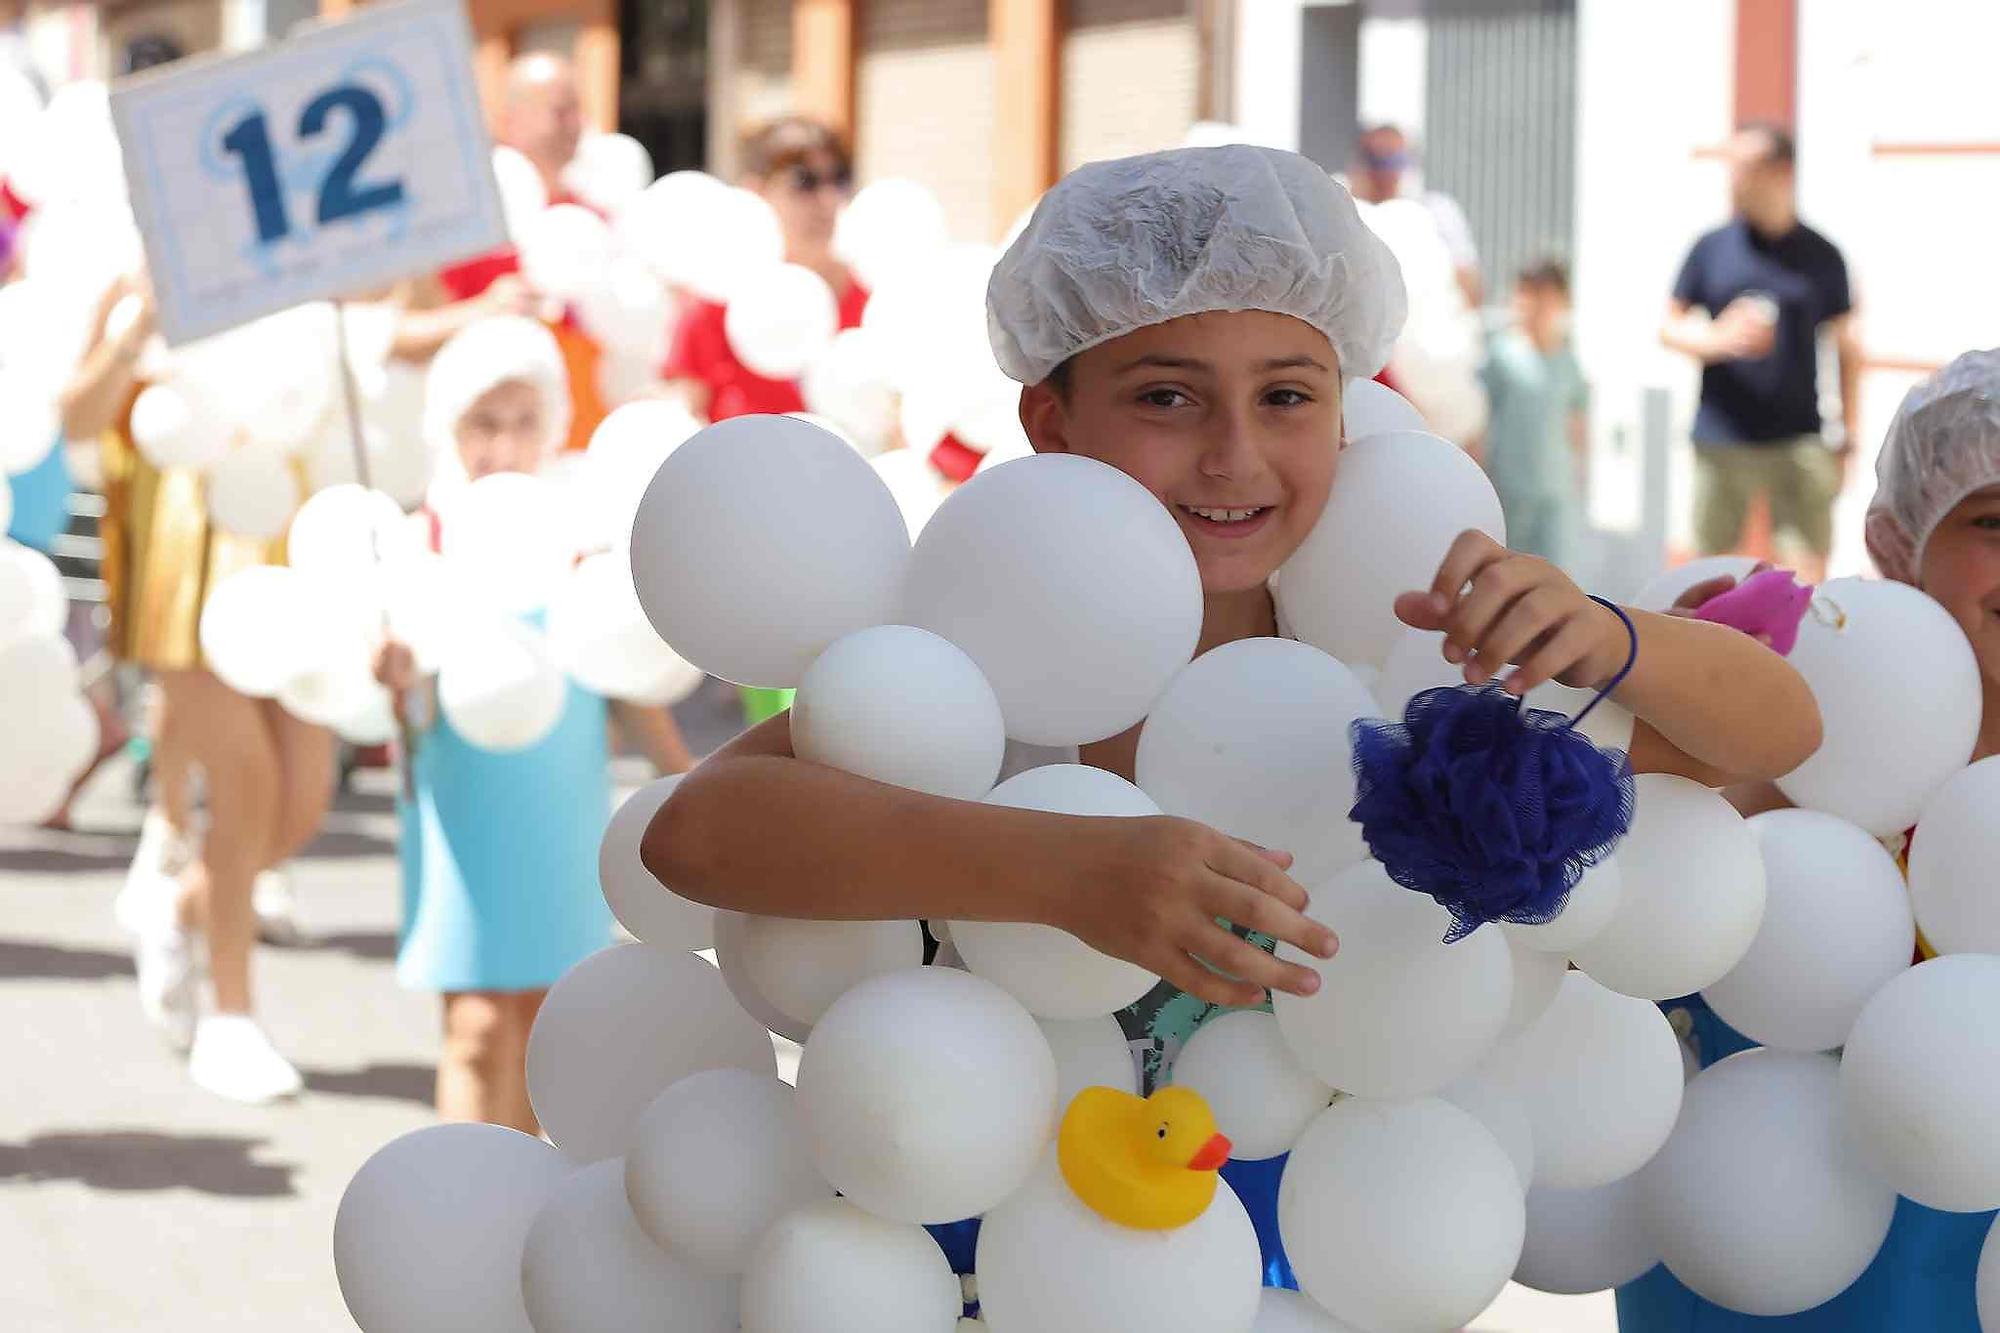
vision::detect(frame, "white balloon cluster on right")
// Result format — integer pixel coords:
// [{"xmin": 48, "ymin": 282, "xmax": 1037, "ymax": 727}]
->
[{"xmin": 336, "ymin": 395, "xmax": 2000, "ymax": 1332}]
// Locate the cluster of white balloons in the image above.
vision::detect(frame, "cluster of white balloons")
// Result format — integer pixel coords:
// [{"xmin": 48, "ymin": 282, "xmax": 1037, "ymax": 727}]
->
[
  {"xmin": 200, "ymin": 395, "xmax": 711, "ymax": 749},
  {"xmin": 336, "ymin": 380, "xmax": 2000, "ymax": 1331},
  {"xmin": 1355, "ymin": 198, "xmax": 1486, "ymax": 446}
]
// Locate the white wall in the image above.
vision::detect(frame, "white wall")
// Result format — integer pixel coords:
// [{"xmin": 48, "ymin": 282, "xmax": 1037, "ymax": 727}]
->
[
  {"xmin": 1233, "ymin": 0, "xmax": 1306, "ymax": 152},
  {"xmin": 1570, "ymin": 0, "xmax": 1734, "ymax": 585}
]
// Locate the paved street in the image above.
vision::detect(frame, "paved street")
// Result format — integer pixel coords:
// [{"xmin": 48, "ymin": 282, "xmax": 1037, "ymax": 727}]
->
[{"xmin": 0, "ymin": 678, "xmax": 1613, "ymax": 1331}]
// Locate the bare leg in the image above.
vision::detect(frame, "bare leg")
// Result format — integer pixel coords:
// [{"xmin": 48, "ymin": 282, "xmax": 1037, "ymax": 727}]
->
[
  {"xmin": 496, "ymin": 990, "xmax": 547, "ymax": 1136},
  {"xmin": 160, "ymin": 669, "xmax": 278, "ymax": 1015},
  {"xmin": 438, "ymin": 991, "xmax": 538, "ymax": 1133},
  {"xmin": 261, "ymin": 701, "xmax": 334, "ymax": 866}
]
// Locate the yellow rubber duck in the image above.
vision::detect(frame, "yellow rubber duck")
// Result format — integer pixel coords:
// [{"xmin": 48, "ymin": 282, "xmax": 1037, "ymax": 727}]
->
[{"xmin": 1056, "ymin": 1084, "xmax": 1233, "ymax": 1230}]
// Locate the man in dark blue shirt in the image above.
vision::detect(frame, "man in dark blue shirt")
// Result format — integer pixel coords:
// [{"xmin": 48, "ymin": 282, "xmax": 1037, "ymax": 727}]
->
[{"xmin": 1661, "ymin": 123, "xmax": 1862, "ymax": 583}]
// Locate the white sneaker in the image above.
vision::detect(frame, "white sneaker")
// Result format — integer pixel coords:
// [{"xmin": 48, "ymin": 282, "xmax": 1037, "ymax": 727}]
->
[
  {"xmin": 187, "ymin": 1015, "xmax": 303, "ymax": 1104},
  {"xmin": 133, "ymin": 898, "xmax": 203, "ymax": 1052},
  {"xmin": 253, "ymin": 869, "xmax": 304, "ymax": 946},
  {"xmin": 115, "ymin": 809, "xmax": 193, "ymax": 937}
]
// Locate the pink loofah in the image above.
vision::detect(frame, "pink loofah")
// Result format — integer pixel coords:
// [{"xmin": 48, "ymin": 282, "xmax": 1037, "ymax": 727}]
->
[{"xmin": 1693, "ymin": 568, "xmax": 1814, "ymax": 656}]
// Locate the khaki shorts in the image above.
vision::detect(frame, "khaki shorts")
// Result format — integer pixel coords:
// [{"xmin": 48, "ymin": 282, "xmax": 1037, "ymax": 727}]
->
[{"xmin": 1692, "ymin": 437, "xmax": 1840, "ymax": 559}]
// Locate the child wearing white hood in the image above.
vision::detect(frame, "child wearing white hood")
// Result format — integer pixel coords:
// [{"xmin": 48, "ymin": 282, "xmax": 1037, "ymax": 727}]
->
[{"xmin": 376, "ymin": 315, "xmax": 689, "ymax": 1132}]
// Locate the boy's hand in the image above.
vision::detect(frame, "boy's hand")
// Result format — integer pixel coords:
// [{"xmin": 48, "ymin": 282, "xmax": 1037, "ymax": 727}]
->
[
  {"xmin": 1048, "ymin": 816, "xmax": 1338, "ymax": 1009},
  {"xmin": 372, "ymin": 639, "xmax": 418, "ymax": 694},
  {"xmin": 1395, "ymin": 530, "xmax": 1627, "ymax": 696}
]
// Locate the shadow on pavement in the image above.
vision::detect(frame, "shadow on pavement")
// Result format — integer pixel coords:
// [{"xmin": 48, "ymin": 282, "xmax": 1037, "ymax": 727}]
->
[
  {"xmin": 300, "ymin": 1063, "xmax": 434, "ymax": 1108},
  {"xmin": 0, "ymin": 1131, "xmax": 296, "ymax": 1197},
  {"xmin": 302, "ymin": 931, "xmax": 397, "ymax": 963},
  {"xmin": 0, "ymin": 937, "xmax": 133, "ymax": 982}
]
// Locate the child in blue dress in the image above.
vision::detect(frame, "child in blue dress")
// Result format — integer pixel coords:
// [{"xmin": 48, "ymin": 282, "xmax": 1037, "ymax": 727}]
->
[
  {"xmin": 1619, "ymin": 348, "xmax": 2000, "ymax": 1330},
  {"xmin": 374, "ymin": 315, "xmax": 691, "ymax": 1133},
  {"xmin": 643, "ymin": 146, "xmax": 1822, "ymax": 1290}
]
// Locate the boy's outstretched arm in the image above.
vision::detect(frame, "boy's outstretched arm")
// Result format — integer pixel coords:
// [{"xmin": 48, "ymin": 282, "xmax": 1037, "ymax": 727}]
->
[
  {"xmin": 640, "ymin": 715, "xmax": 1337, "ymax": 1008},
  {"xmin": 1398, "ymin": 531, "xmax": 1823, "ymax": 787}
]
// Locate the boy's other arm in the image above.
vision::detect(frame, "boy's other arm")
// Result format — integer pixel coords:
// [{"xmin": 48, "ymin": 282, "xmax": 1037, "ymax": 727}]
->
[{"xmin": 640, "ymin": 713, "xmax": 1336, "ymax": 1007}]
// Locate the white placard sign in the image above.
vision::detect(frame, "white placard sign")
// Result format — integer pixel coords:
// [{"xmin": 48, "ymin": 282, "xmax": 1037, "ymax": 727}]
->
[{"xmin": 111, "ymin": 0, "xmax": 506, "ymax": 345}]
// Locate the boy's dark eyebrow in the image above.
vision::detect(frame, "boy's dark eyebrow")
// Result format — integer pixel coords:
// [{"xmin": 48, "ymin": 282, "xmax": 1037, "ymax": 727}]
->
[{"xmin": 1111, "ymin": 354, "xmax": 1332, "ymax": 374}]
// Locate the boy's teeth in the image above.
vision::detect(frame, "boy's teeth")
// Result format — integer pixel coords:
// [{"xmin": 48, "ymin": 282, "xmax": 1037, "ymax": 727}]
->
[{"xmin": 1185, "ymin": 505, "xmax": 1264, "ymax": 522}]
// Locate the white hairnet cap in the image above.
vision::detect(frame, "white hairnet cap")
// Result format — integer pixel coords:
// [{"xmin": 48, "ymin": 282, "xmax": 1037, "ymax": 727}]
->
[
  {"xmin": 986, "ymin": 145, "xmax": 1407, "ymax": 385},
  {"xmin": 421, "ymin": 315, "xmax": 572, "ymax": 474},
  {"xmin": 1865, "ymin": 348, "xmax": 2000, "ymax": 583}
]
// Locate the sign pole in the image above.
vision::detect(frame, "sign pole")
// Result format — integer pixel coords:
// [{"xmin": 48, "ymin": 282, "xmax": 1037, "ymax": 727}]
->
[{"xmin": 330, "ymin": 300, "xmax": 417, "ymax": 799}]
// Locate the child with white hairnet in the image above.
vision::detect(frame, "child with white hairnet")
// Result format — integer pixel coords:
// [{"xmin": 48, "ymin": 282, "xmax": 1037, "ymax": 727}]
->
[
  {"xmin": 1620, "ymin": 349, "xmax": 2000, "ymax": 1332},
  {"xmin": 648, "ymin": 146, "xmax": 1819, "ymax": 1290},
  {"xmin": 374, "ymin": 316, "xmax": 692, "ymax": 1133}
]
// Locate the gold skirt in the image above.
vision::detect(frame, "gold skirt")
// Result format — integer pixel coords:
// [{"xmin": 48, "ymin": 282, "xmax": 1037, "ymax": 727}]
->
[{"xmin": 98, "ymin": 422, "xmax": 290, "ymax": 672}]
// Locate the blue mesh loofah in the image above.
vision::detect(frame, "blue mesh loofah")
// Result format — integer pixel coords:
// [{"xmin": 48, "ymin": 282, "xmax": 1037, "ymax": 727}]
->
[{"xmin": 1347, "ymin": 599, "xmax": 1640, "ymax": 942}]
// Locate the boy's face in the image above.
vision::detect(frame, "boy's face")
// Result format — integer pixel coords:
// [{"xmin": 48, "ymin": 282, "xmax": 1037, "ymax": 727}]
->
[
  {"xmin": 1513, "ymin": 280, "xmax": 1570, "ymax": 346},
  {"xmin": 1920, "ymin": 484, "xmax": 2000, "ymax": 690},
  {"xmin": 1019, "ymin": 310, "xmax": 1342, "ymax": 596},
  {"xmin": 455, "ymin": 379, "xmax": 547, "ymax": 481}
]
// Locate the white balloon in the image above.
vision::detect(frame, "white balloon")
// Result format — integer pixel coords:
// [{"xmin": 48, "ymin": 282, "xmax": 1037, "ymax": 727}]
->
[
  {"xmin": 287, "ymin": 485, "xmax": 419, "ymax": 582},
  {"xmin": 870, "ymin": 448, "xmax": 951, "ymax": 540},
  {"xmin": 1840, "ymin": 954, "xmax": 2000, "ymax": 1212},
  {"xmin": 740, "ymin": 1198, "xmax": 962, "ymax": 1333},
  {"xmin": 712, "ymin": 910, "xmax": 817, "ymax": 1047},
  {"xmin": 1703, "ymin": 809, "xmax": 1915, "ymax": 1051},
  {"xmin": 0, "ymin": 630, "xmax": 77, "ymax": 700},
  {"xmin": 517, "ymin": 203, "xmax": 618, "ymax": 303},
  {"xmin": 439, "ymin": 473, "xmax": 575, "ymax": 616},
  {"xmin": 725, "ymin": 263, "xmax": 840, "ymax": 380},
  {"xmin": 547, "ymin": 552, "xmax": 704, "ymax": 705},
  {"xmin": 1908, "ymin": 757, "xmax": 2000, "ymax": 956},
  {"xmin": 977, "ymin": 1152, "xmax": 1262, "ymax": 1333},
  {"xmin": 584, "ymin": 399, "xmax": 703, "ymax": 548},
  {"xmin": 278, "ymin": 654, "xmax": 389, "ymax": 733},
  {"xmin": 1630, "ymin": 555, "xmax": 1761, "ymax": 613},
  {"xmin": 951, "ymin": 766, "xmax": 1161, "ymax": 1020},
  {"xmin": 1777, "ymin": 577, "xmax": 1981, "ymax": 835},
  {"xmin": 0, "ymin": 372, "xmax": 58, "ymax": 475},
  {"xmin": 796, "ymin": 966, "xmax": 1055, "ymax": 1224},
  {"xmin": 1503, "ymin": 936, "xmax": 1569, "ymax": 1035},
  {"xmin": 197, "ymin": 566, "xmax": 322, "ymax": 698},
  {"xmin": 129, "ymin": 383, "xmax": 230, "ymax": 472},
  {"xmin": 730, "ymin": 914, "xmax": 926, "ymax": 1028},
  {"xmin": 835, "ymin": 179, "xmax": 950, "ymax": 293},
  {"xmin": 1137, "ymin": 638, "xmax": 1375, "ymax": 884},
  {"xmin": 0, "ymin": 541, "xmax": 67, "ymax": 648},
  {"xmin": 792, "ymin": 625, "xmax": 1004, "ymax": 800},
  {"xmin": 902, "ymin": 454, "xmax": 1202, "ymax": 746},
  {"xmin": 1251, "ymin": 1288, "xmax": 1363, "ymax": 1331},
  {"xmin": 626, "ymin": 176, "xmax": 784, "ymax": 304},
  {"xmin": 600, "ymin": 774, "xmax": 716, "ymax": 951},
  {"xmin": 802, "ymin": 329, "xmax": 898, "ymax": 454},
  {"xmin": 562, "ymin": 132, "xmax": 655, "ymax": 212},
  {"xmin": 1640, "ymin": 1049, "xmax": 1896, "ymax": 1316},
  {"xmin": 625, "ymin": 1068, "xmax": 831, "ymax": 1275},
  {"xmin": 1514, "ymin": 1175, "xmax": 1660, "ymax": 1295},
  {"xmin": 526, "ymin": 943, "xmax": 778, "ymax": 1163},
  {"xmin": 1038, "ymin": 1015, "xmax": 1138, "ymax": 1112},
  {"xmin": 1441, "ymin": 1064, "xmax": 1536, "ymax": 1190},
  {"xmin": 436, "ymin": 618, "xmax": 567, "ymax": 753},
  {"xmin": 1370, "ymin": 627, "xmax": 1461, "ymax": 718},
  {"xmin": 521, "ymin": 1157, "xmax": 738, "ymax": 1333},
  {"xmin": 1504, "ymin": 858, "xmax": 1623, "ymax": 954},
  {"xmin": 493, "ymin": 146, "xmax": 550, "ymax": 235},
  {"xmin": 1341, "ymin": 378, "xmax": 1427, "ymax": 440},
  {"xmin": 1273, "ymin": 860, "xmax": 1513, "ymax": 1099},
  {"xmin": 1571, "ymin": 775, "xmax": 1766, "ymax": 1001},
  {"xmin": 205, "ymin": 449, "xmax": 299, "ymax": 539},
  {"xmin": 1280, "ymin": 1098, "xmax": 1525, "ymax": 1333},
  {"xmin": 577, "ymin": 259, "xmax": 672, "ymax": 390},
  {"xmin": 1489, "ymin": 970, "xmax": 1684, "ymax": 1190},
  {"xmin": 334, "ymin": 1123, "xmax": 570, "ymax": 1333},
  {"xmin": 1170, "ymin": 1010, "xmax": 1333, "ymax": 1161},
  {"xmin": 630, "ymin": 414, "xmax": 910, "ymax": 689},
  {"xmin": 1276, "ymin": 431, "xmax": 1505, "ymax": 669}
]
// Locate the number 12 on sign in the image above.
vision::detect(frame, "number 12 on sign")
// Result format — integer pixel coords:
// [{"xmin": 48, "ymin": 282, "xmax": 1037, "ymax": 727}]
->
[{"xmin": 219, "ymin": 82, "xmax": 406, "ymax": 244}]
